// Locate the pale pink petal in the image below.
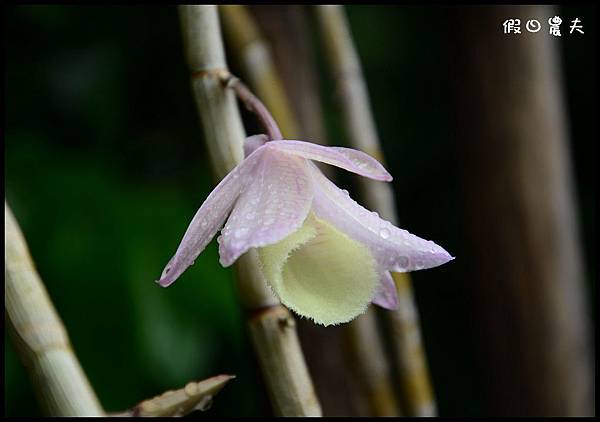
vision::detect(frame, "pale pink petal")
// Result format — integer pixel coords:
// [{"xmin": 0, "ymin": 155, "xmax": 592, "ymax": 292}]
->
[
  {"xmin": 372, "ymin": 271, "xmax": 399, "ymax": 310},
  {"xmin": 217, "ymin": 147, "xmax": 314, "ymax": 267},
  {"xmin": 244, "ymin": 134, "xmax": 268, "ymax": 157},
  {"xmin": 157, "ymin": 148, "xmax": 265, "ymax": 287},
  {"xmin": 309, "ymin": 165, "xmax": 454, "ymax": 272},
  {"xmin": 269, "ymin": 140, "xmax": 392, "ymax": 181}
]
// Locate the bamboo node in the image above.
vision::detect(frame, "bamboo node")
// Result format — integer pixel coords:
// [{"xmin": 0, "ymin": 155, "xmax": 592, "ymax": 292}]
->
[
  {"xmin": 248, "ymin": 303, "xmax": 288, "ymax": 323},
  {"xmin": 278, "ymin": 314, "xmax": 296, "ymax": 330},
  {"xmin": 190, "ymin": 68, "xmax": 231, "ymax": 81}
]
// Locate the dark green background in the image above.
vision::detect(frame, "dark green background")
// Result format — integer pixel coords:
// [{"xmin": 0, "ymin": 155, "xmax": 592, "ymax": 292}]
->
[{"xmin": 4, "ymin": 5, "xmax": 595, "ymax": 416}]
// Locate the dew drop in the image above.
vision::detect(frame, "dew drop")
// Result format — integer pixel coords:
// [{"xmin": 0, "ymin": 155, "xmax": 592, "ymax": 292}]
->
[
  {"xmin": 379, "ymin": 228, "xmax": 390, "ymax": 239},
  {"xmin": 396, "ymin": 256, "xmax": 409, "ymax": 270}
]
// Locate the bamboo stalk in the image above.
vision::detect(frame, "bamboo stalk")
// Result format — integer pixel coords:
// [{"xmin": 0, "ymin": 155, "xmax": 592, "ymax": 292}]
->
[
  {"xmin": 5, "ymin": 201, "xmax": 104, "ymax": 416},
  {"xmin": 224, "ymin": 5, "xmax": 333, "ymax": 182},
  {"xmin": 452, "ymin": 5, "xmax": 593, "ymax": 416},
  {"xmin": 228, "ymin": 6, "xmax": 353, "ymax": 416},
  {"xmin": 220, "ymin": 7, "xmax": 351, "ymax": 415},
  {"xmin": 220, "ymin": 6, "xmax": 399, "ymax": 416},
  {"xmin": 248, "ymin": 5, "xmax": 329, "ymax": 145},
  {"xmin": 315, "ymin": 5, "xmax": 437, "ymax": 416},
  {"xmin": 177, "ymin": 6, "xmax": 321, "ymax": 416},
  {"xmin": 219, "ymin": 5, "xmax": 300, "ymax": 139}
]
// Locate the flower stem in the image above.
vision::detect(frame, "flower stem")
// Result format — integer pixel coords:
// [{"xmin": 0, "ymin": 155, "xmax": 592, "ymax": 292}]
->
[
  {"xmin": 220, "ymin": 74, "xmax": 284, "ymax": 141},
  {"xmin": 178, "ymin": 5, "xmax": 321, "ymax": 416},
  {"xmin": 316, "ymin": 5, "xmax": 437, "ymax": 416},
  {"xmin": 246, "ymin": 6, "xmax": 329, "ymax": 145},
  {"xmin": 5, "ymin": 201, "xmax": 104, "ymax": 416}
]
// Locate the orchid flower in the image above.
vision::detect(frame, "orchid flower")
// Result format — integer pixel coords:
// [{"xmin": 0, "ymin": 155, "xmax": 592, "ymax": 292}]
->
[{"xmin": 157, "ymin": 133, "xmax": 453, "ymax": 326}]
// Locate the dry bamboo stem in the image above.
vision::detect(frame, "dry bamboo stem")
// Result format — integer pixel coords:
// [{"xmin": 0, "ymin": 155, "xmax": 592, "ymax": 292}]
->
[
  {"xmin": 246, "ymin": 7, "xmax": 358, "ymax": 415},
  {"xmin": 220, "ymin": 2, "xmax": 335, "ymax": 185},
  {"xmin": 177, "ymin": 6, "xmax": 321, "ymax": 416},
  {"xmin": 220, "ymin": 6, "xmax": 353, "ymax": 415},
  {"xmin": 5, "ymin": 201, "xmax": 104, "ymax": 416},
  {"xmin": 220, "ymin": 6, "xmax": 398, "ymax": 416},
  {"xmin": 315, "ymin": 5, "xmax": 437, "ymax": 416},
  {"xmin": 452, "ymin": 6, "xmax": 593, "ymax": 416},
  {"xmin": 248, "ymin": 6, "xmax": 329, "ymax": 145},
  {"xmin": 219, "ymin": 5, "xmax": 300, "ymax": 139}
]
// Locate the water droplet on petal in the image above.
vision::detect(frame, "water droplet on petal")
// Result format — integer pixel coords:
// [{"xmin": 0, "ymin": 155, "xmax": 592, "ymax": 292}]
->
[
  {"xmin": 379, "ymin": 228, "xmax": 390, "ymax": 239},
  {"xmin": 396, "ymin": 256, "xmax": 409, "ymax": 270}
]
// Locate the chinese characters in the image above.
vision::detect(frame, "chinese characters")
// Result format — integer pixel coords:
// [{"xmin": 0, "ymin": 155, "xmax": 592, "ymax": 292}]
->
[{"xmin": 503, "ymin": 16, "xmax": 584, "ymax": 36}]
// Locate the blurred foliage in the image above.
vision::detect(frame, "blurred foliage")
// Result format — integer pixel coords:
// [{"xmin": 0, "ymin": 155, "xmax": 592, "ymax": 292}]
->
[{"xmin": 4, "ymin": 5, "xmax": 594, "ymax": 416}]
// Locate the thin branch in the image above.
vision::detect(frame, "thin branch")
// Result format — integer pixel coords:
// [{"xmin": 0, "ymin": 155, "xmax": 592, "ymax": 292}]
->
[
  {"xmin": 221, "ymin": 73, "xmax": 283, "ymax": 141},
  {"xmin": 5, "ymin": 201, "xmax": 105, "ymax": 416},
  {"xmin": 113, "ymin": 375, "xmax": 235, "ymax": 417},
  {"xmin": 315, "ymin": 5, "xmax": 438, "ymax": 416},
  {"xmin": 177, "ymin": 6, "xmax": 321, "ymax": 416}
]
